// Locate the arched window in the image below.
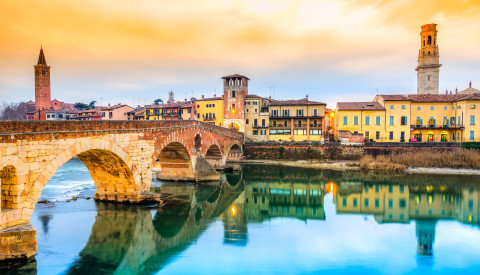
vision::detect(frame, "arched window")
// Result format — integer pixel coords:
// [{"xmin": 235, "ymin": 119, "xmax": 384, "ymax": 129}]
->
[{"xmin": 427, "ymin": 36, "xmax": 432, "ymax": 45}]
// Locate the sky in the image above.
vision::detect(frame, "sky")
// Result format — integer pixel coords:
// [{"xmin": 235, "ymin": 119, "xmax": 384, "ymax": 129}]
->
[{"xmin": 1, "ymin": 0, "xmax": 480, "ymax": 108}]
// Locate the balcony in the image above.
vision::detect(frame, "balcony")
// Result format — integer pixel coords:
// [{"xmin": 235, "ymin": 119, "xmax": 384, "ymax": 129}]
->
[
  {"xmin": 411, "ymin": 124, "xmax": 464, "ymax": 130},
  {"xmin": 204, "ymin": 117, "xmax": 216, "ymax": 121},
  {"xmin": 253, "ymin": 124, "xmax": 268, "ymax": 129}
]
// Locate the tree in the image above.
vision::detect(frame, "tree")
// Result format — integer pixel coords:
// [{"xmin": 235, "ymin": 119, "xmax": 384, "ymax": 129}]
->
[
  {"xmin": 154, "ymin": 99, "xmax": 163, "ymax": 105},
  {"xmin": 0, "ymin": 102, "xmax": 27, "ymax": 120},
  {"xmin": 89, "ymin": 101, "xmax": 96, "ymax": 108},
  {"xmin": 74, "ymin": 102, "xmax": 89, "ymax": 110}
]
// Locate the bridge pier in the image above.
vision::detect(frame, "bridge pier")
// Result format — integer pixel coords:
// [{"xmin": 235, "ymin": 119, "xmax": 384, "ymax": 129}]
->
[{"xmin": 0, "ymin": 222, "xmax": 36, "ymax": 263}]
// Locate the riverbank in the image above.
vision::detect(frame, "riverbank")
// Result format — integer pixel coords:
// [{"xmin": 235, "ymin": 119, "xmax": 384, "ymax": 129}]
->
[{"xmin": 235, "ymin": 159, "xmax": 480, "ymax": 175}]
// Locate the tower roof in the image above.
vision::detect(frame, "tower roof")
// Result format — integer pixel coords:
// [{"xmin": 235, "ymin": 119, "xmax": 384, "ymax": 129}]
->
[{"xmin": 37, "ymin": 47, "xmax": 47, "ymax": 65}]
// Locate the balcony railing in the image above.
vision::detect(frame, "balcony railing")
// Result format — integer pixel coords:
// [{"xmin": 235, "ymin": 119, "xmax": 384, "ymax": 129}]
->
[{"xmin": 411, "ymin": 124, "xmax": 464, "ymax": 129}]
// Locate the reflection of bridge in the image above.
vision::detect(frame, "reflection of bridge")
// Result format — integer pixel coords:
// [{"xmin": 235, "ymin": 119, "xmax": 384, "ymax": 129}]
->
[
  {"xmin": 0, "ymin": 120, "xmax": 243, "ymax": 261},
  {"xmin": 65, "ymin": 179, "xmax": 244, "ymax": 274}
]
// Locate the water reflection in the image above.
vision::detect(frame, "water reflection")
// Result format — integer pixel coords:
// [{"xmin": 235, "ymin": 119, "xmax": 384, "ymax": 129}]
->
[{"xmin": 13, "ymin": 165, "xmax": 480, "ymax": 274}]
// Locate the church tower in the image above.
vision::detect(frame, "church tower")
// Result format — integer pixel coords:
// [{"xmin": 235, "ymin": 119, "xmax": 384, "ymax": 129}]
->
[
  {"xmin": 34, "ymin": 47, "xmax": 51, "ymax": 110},
  {"xmin": 416, "ymin": 24, "xmax": 441, "ymax": 94},
  {"xmin": 222, "ymin": 74, "xmax": 248, "ymax": 132}
]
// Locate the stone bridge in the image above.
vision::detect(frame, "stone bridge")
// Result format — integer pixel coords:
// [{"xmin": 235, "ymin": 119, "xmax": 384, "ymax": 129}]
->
[{"xmin": 0, "ymin": 120, "xmax": 243, "ymax": 261}]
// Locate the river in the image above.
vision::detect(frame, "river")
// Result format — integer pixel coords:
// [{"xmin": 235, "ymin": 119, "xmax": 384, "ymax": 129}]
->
[{"xmin": 3, "ymin": 158, "xmax": 480, "ymax": 274}]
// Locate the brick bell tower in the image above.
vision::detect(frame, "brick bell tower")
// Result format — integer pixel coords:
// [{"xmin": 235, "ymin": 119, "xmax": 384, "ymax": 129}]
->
[
  {"xmin": 222, "ymin": 74, "xmax": 249, "ymax": 132},
  {"xmin": 416, "ymin": 24, "xmax": 441, "ymax": 94},
  {"xmin": 34, "ymin": 47, "xmax": 51, "ymax": 110}
]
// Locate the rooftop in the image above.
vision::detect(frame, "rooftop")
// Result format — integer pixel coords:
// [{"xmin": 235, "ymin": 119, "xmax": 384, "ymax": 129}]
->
[
  {"xmin": 337, "ymin": 102, "xmax": 385, "ymax": 111},
  {"xmin": 269, "ymin": 98, "xmax": 326, "ymax": 106}
]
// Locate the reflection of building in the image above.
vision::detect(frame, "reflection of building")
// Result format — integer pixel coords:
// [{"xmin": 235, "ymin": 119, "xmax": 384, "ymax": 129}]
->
[
  {"xmin": 333, "ymin": 180, "xmax": 480, "ymax": 255},
  {"xmin": 221, "ymin": 194, "xmax": 248, "ymax": 246},
  {"xmin": 244, "ymin": 181, "xmax": 325, "ymax": 222}
]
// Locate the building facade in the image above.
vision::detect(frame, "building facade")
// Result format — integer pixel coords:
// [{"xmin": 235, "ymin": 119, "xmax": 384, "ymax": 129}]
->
[
  {"xmin": 195, "ymin": 96, "xmax": 224, "ymax": 126},
  {"xmin": 244, "ymin": 95, "xmax": 270, "ymax": 142},
  {"xmin": 101, "ymin": 105, "xmax": 134, "ymax": 120},
  {"xmin": 269, "ymin": 98, "xmax": 326, "ymax": 142}
]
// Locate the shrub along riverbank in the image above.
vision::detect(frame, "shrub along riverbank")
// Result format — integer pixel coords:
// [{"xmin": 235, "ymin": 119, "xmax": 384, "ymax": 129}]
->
[{"xmin": 360, "ymin": 149, "xmax": 480, "ymax": 172}]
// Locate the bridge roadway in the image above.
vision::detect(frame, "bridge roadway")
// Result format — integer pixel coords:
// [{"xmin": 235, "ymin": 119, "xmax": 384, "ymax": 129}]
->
[{"xmin": 0, "ymin": 120, "xmax": 243, "ymax": 262}]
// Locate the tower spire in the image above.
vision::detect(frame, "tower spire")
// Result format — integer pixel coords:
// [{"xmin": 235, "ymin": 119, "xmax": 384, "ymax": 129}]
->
[
  {"xmin": 416, "ymin": 24, "xmax": 441, "ymax": 94},
  {"xmin": 37, "ymin": 46, "xmax": 47, "ymax": 65}
]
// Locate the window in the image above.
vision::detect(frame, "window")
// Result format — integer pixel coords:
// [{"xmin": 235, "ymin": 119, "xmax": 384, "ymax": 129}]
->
[
  {"xmin": 282, "ymin": 109, "xmax": 290, "ymax": 117},
  {"xmin": 261, "ymin": 130, "xmax": 266, "ymax": 135},
  {"xmin": 262, "ymin": 119, "xmax": 265, "ymax": 127},
  {"xmin": 401, "ymin": 116, "xmax": 407, "ymax": 125},
  {"xmin": 296, "ymin": 109, "xmax": 304, "ymax": 117},
  {"xmin": 246, "ymin": 109, "xmax": 249, "ymax": 113},
  {"xmin": 399, "ymin": 185, "xmax": 404, "ymax": 193},
  {"xmin": 457, "ymin": 132, "xmax": 460, "ymax": 141},
  {"xmin": 375, "ymin": 199, "xmax": 379, "ymax": 208},
  {"xmin": 389, "ymin": 116, "xmax": 394, "ymax": 125},
  {"xmin": 272, "ymin": 110, "xmax": 278, "ymax": 117},
  {"xmin": 343, "ymin": 117, "xmax": 348, "ymax": 125},
  {"xmin": 254, "ymin": 119, "xmax": 258, "ymax": 127},
  {"xmin": 389, "ymin": 131, "xmax": 394, "ymax": 140},
  {"xmin": 364, "ymin": 198, "xmax": 369, "ymax": 207},
  {"xmin": 430, "ymin": 106, "xmax": 434, "ymax": 110},
  {"xmin": 197, "ymin": 113, "xmax": 200, "ymax": 118},
  {"xmin": 401, "ymin": 105, "xmax": 406, "ymax": 109},
  {"xmin": 400, "ymin": 131, "xmax": 405, "ymax": 141},
  {"xmin": 458, "ymin": 116, "xmax": 461, "ymax": 125},
  {"xmin": 376, "ymin": 116, "xmax": 380, "ymax": 125},
  {"xmin": 399, "ymin": 199, "xmax": 406, "ymax": 208},
  {"xmin": 342, "ymin": 198, "xmax": 347, "ymax": 207},
  {"xmin": 376, "ymin": 131, "xmax": 380, "ymax": 140},
  {"xmin": 471, "ymin": 115, "xmax": 475, "ymax": 125},
  {"xmin": 375, "ymin": 185, "xmax": 379, "ymax": 193},
  {"xmin": 246, "ymin": 102, "xmax": 250, "ymax": 105},
  {"xmin": 313, "ymin": 109, "xmax": 318, "ymax": 116},
  {"xmin": 353, "ymin": 198, "xmax": 358, "ymax": 207},
  {"xmin": 232, "ymin": 91, "xmax": 236, "ymax": 98},
  {"xmin": 365, "ymin": 116, "xmax": 370, "ymax": 126},
  {"xmin": 254, "ymin": 109, "xmax": 258, "ymax": 113},
  {"xmin": 109, "ymin": 112, "xmax": 113, "ymax": 118},
  {"xmin": 212, "ymin": 104, "xmax": 215, "ymax": 107},
  {"xmin": 197, "ymin": 105, "xmax": 200, "ymax": 108},
  {"xmin": 354, "ymin": 116, "xmax": 359, "ymax": 125},
  {"xmin": 417, "ymin": 106, "xmax": 421, "ymax": 110},
  {"xmin": 246, "ymin": 119, "xmax": 249, "ymax": 124},
  {"xmin": 253, "ymin": 101, "xmax": 258, "ymax": 105},
  {"xmin": 444, "ymin": 106, "xmax": 448, "ymax": 110},
  {"xmin": 390, "ymin": 105, "xmax": 394, "ymax": 109},
  {"xmin": 253, "ymin": 130, "xmax": 258, "ymax": 135},
  {"xmin": 470, "ymin": 131, "xmax": 475, "ymax": 140},
  {"xmin": 388, "ymin": 199, "xmax": 393, "ymax": 208},
  {"xmin": 471, "ymin": 105, "xmax": 476, "ymax": 109}
]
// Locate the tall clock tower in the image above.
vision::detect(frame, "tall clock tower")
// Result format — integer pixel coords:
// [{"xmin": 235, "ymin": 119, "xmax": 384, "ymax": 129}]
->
[
  {"xmin": 222, "ymin": 74, "xmax": 248, "ymax": 132},
  {"xmin": 416, "ymin": 24, "xmax": 441, "ymax": 94},
  {"xmin": 34, "ymin": 47, "xmax": 51, "ymax": 110}
]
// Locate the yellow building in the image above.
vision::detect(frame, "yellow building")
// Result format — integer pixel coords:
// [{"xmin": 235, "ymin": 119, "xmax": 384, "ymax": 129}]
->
[
  {"xmin": 334, "ymin": 102, "xmax": 386, "ymax": 142},
  {"xmin": 336, "ymin": 91, "xmax": 480, "ymax": 143},
  {"xmin": 195, "ymin": 96, "xmax": 224, "ymax": 126},
  {"xmin": 144, "ymin": 104, "xmax": 162, "ymax": 120},
  {"xmin": 244, "ymin": 95, "xmax": 270, "ymax": 142},
  {"xmin": 268, "ymin": 98, "xmax": 326, "ymax": 142}
]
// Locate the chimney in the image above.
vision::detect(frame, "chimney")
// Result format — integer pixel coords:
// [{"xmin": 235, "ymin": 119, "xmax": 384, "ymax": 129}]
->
[
  {"xmin": 201, "ymin": 95, "xmax": 205, "ymax": 100},
  {"xmin": 470, "ymin": 81, "xmax": 472, "ymax": 88}
]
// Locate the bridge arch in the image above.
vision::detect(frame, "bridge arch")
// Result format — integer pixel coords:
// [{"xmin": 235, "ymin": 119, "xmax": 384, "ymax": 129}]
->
[
  {"xmin": 205, "ymin": 144, "xmax": 223, "ymax": 169},
  {"xmin": 226, "ymin": 144, "xmax": 243, "ymax": 161},
  {"xmin": 156, "ymin": 142, "xmax": 195, "ymax": 181},
  {"xmin": 22, "ymin": 138, "xmax": 142, "ymax": 222}
]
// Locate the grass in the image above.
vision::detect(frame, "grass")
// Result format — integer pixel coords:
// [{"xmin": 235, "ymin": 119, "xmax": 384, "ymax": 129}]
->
[{"xmin": 360, "ymin": 149, "xmax": 480, "ymax": 171}]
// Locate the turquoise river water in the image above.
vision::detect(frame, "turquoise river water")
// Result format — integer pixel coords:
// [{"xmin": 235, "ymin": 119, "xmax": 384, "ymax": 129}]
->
[{"xmin": 2, "ymin": 158, "xmax": 480, "ymax": 274}]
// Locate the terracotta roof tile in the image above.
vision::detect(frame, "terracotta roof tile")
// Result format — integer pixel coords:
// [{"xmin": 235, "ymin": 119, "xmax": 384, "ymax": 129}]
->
[
  {"xmin": 337, "ymin": 102, "xmax": 385, "ymax": 111},
  {"xmin": 270, "ymin": 98, "xmax": 326, "ymax": 106}
]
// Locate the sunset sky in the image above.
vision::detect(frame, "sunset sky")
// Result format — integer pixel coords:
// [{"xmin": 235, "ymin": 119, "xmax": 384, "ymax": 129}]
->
[{"xmin": 1, "ymin": 0, "xmax": 480, "ymax": 108}]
